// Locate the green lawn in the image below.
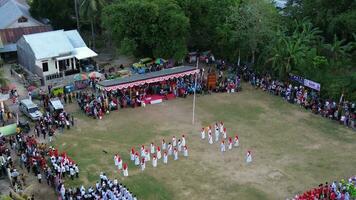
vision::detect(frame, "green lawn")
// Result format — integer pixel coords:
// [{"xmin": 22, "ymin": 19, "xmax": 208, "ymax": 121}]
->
[{"xmin": 53, "ymin": 84, "xmax": 356, "ymax": 200}]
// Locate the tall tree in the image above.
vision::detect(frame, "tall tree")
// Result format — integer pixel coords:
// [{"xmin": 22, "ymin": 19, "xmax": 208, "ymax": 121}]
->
[
  {"xmin": 80, "ymin": 0, "xmax": 106, "ymax": 49},
  {"xmin": 30, "ymin": 0, "xmax": 76, "ymax": 30},
  {"xmin": 102, "ymin": 0, "xmax": 189, "ymax": 59}
]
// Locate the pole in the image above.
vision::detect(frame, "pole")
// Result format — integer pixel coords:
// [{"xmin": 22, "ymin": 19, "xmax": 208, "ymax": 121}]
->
[
  {"xmin": 74, "ymin": 0, "xmax": 80, "ymax": 31},
  {"xmin": 192, "ymin": 56, "xmax": 199, "ymax": 125}
]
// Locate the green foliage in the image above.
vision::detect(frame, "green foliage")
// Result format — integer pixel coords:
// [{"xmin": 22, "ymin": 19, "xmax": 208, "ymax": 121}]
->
[
  {"xmin": 30, "ymin": 0, "xmax": 76, "ymax": 29},
  {"xmin": 102, "ymin": 0, "xmax": 189, "ymax": 59}
]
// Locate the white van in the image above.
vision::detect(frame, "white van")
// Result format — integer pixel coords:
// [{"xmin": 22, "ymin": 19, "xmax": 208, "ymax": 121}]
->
[{"xmin": 19, "ymin": 99, "xmax": 42, "ymax": 121}]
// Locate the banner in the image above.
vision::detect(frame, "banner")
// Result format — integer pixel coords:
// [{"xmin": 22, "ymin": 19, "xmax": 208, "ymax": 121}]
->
[
  {"xmin": 289, "ymin": 73, "xmax": 304, "ymax": 84},
  {"xmin": 304, "ymin": 79, "xmax": 321, "ymax": 91}
]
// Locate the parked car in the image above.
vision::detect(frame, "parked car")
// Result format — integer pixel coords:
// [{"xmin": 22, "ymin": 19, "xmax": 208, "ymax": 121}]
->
[
  {"xmin": 81, "ymin": 64, "xmax": 95, "ymax": 72},
  {"xmin": 49, "ymin": 98, "xmax": 64, "ymax": 114},
  {"xmin": 19, "ymin": 99, "xmax": 42, "ymax": 121}
]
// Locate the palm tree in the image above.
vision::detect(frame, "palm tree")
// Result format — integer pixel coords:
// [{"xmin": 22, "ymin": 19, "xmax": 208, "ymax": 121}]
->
[
  {"xmin": 323, "ymin": 34, "xmax": 353, "ymax": 61},
  {"xmin": 79, "ymin": 0, "xmax": 105, "ymax": 49}
]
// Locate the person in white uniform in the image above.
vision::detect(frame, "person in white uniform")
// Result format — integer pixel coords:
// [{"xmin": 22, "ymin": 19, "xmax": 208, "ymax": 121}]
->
[
  {"xmin": 183, "ymin": 146, "xmax": 188, "ymax": 157},
  {"xmin": 173, "ymin": 148, "xmax": 178, "ymax": 160},
  {"xmin": 220, "ymin": 140, "xmax": 226, "ymax": 152},
  {"xmin": 201, "ymin": 128, "xmax": 206, "ymax": 140}
]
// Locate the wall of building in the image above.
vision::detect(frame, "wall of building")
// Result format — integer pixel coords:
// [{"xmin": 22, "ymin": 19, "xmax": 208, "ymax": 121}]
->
[
  {"xmin": 16, "ymin": 37, "xmax": 39, "ymax": 75},
  {"xmin": 35, "ymin": 58, "xmax": 58, "ymax": 76}
]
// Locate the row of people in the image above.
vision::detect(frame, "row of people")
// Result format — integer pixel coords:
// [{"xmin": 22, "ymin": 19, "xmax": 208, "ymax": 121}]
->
[
  {"xmin": 58, "ymin": 173, "xmax": 137, "ymax": 200},
  {"xmin": 292, "ymin": 176, "xmax": 356, "ymax": 200},
  {"xmin": 247, "ymin": 73, "xmax": 356, "ymax": 130}
]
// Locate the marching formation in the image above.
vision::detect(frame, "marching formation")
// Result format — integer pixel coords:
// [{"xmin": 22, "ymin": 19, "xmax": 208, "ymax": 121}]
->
[
  {"xmin": 113, "ymin": 135, "xmax": 189, "ymax": 176},
  {"xmin": 201, "ymin": 122, "xmax": 252, "ymax": 163}
]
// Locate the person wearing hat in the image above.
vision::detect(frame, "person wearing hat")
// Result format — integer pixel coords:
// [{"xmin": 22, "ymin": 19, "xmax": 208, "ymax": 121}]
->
[
  {"xmin": 140, "ymin": 145, "xmax": 145, "ymax": 157},
  {"xmin": 130, "ymin": 148, "xmax": 135, "ymax": 161},
  {"xmin": 117, "ymin": 157, "xmax": 122, "ymax": 170},
  {"xmin": 234, "ymin": 135, "xmax": 239, "ymax": 147},
  {"xmin": 123, "ymin": 163, "xmax": 128, "ymax": 177},
  {"xmin": 156, "ymin": 146, "xmax": 162, "ymax": 160},
  {"xmin": 222, "ymin": 128, "xmax": 227, "ymax": 139},
  {"xmin": 228, "ymin": 137, "xmax": 233, "ymax": 150}
]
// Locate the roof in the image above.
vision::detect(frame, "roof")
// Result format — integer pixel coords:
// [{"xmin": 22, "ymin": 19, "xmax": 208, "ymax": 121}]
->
[
  {"xmin": 0, "ymin": 43, "xmax": 17, "ymax": 53},
  {"xmin": 20, "ymin": 98, "xmax": 37, "ymax": 108},
  {"xmin": 0, "ymin": 26, "xmax": 52, "ymax": 45},
  {"xmin": 21, "ymin": 29, "xmax": 94, "ymax": 60},
  {"xmin": 74, "ymin": 47, "xmax": 98, "ymax": 60},
  {"xmin": 0, "ymin": 0, "xmax": 42, "ymax": 29},
  {"xmin": 64, "ymin": 30, "xmax": 86, "ymax": 48},
  {"xmin": 50, "ymin": 98, "xmax": 64, "ymax": 110},
  {"xmin": 98, "ymin": 66, "xmax": 199, "ymax": 91}
]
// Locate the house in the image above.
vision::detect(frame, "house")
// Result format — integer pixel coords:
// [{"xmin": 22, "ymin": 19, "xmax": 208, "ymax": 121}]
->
[
  {"xmin": 17, "ymin": 30, "xmax": 97, "ymax": 85},
  {"xmin": 0, "ymin": 0, "xmax": 51, "ymax": 58}
]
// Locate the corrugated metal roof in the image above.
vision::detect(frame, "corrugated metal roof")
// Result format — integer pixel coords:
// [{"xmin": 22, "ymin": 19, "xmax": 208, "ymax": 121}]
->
[
  {"xmin": 0, "ymin": 43, "xmax": 17, "ymax": 53},
  {"xmin": 0, "ymin": 0, "xmax": 42, "ymax": 29},
  {"xmin": 98, "ymin": 66, "xmax": 196, "ymax": 87},
  {"xmin": 23, "ymin": 30, "xmax": 74, "ymax": 59},
  {"xmin": 0, "ymin": 26, "xmax": 52, "ymax": 44},
  {"xmin": 64, "ymin": 30, "xmax": 86, "ymax": 48},
  {"xmin": 21, "ymin": 29, "xmax": 90, "ymax": 60}
]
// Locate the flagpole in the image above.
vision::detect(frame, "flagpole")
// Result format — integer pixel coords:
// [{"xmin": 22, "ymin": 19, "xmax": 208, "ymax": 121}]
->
[{"xmin": 192, "ymin": 55, "xmax": 199, "ymax": 125}]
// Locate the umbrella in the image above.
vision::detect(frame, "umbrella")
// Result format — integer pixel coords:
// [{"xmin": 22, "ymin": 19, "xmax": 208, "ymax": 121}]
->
[
  {"xmin": 88, "ymin": 71, "xmax": 103, "ymax": 79},
  {"xmin": 74, "ymin": 73, "xmax": 88, "ymax": 81},
  {"xmin": 155, "ymin": 58, "xmax": 167, "ymax": 65}
]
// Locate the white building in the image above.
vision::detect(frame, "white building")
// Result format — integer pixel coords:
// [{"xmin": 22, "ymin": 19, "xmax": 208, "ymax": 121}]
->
[{"xmin": 16, "ymin": 30, "xmax": 97, "ymax": 85}]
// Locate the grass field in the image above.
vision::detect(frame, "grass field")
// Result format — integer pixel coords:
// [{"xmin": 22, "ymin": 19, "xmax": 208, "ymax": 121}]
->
[{"xmin": 53, "ymin": 84, "xmax": 356, "ymax": 200}]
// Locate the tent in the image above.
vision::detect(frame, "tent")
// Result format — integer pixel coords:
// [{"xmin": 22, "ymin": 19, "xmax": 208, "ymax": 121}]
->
[{"xmin": 97, "ymin": 66, "xmax": 199, "ymax": 91}]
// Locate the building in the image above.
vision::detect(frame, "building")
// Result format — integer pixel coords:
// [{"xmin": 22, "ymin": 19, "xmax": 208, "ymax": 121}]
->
[
  {"xmin": 0, "ymin": 0, "xmax": 51, "ymax": 58},
  {"xmin": 17, "ymin": 30, "xmax": 97, "ymax": 85}
]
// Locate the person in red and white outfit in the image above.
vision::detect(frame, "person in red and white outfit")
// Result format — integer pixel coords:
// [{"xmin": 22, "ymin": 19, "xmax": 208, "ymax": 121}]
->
[
  {"xmin": 123, "ymin": 163, "xmax": 128, "ymax": 177},
  {"xmin": 134, "ymin": 152, "xmax": 140, "ymax": 166},
  {"xmin": 156, "ymin": 146, "xmax": 162, "ymax": 159},
  {"xmin": 141, "ymin": 145, "xmax": 145, "ymax": 157},
  {"xmin": 208, "ymin": 131, "xmax": 213, "ymax": 144},
  {"xmin": 145, "ymin": 149, "xmax": 150, "ymax": 161},
  {"xmin": 222, "ymin": 128, "xmax": 227, "ymax": 139},
  {"xmin": 130, "ymin": 148, "xmax": 135, "ymax": 161},
  {"xmin": 172, "ymin": 136, "xmax": 177, "ymax": 147},
  {"xmin": 228, "ymin": 137, "xmax": 233, "ymax": 150},
  {"xmin": 246, "ymin": 150, "xmax": 252, "ymax": 163},
  {"xmin": 234, "ymin": 135, "xmax": 239, "ymax": 147}
]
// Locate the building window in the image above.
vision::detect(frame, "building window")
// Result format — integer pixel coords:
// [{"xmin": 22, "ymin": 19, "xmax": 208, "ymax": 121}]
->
[
  {"xmin": 18, "ymin": 16, "xmax": 28, "ymax": 23},
  {"xmin": 42, "ymin": 62, "xmax": 48, "ymax": 72}
]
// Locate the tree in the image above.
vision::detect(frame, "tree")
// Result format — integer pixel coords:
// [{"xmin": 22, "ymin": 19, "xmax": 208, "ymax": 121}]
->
[
  {"xmin": 323, "ymin": 35, "xmax": 353, "ymax": 61},
  {"xmin": 221, "ymin": 0, "xmax": 280, "ymax": 63},
  {"xmin": 30, "ymin": 0, "xmax": 76, "ymax": 30},
  {"xmin": 102, "ymin": 0, "xmax": 189, "ymax": 60},
  {"xmin": 79, "ymin": 0, "xmax": 106, "ymax": 49}
]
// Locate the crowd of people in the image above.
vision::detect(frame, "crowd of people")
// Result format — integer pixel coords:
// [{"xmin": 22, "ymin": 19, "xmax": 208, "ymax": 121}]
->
[
  {"xmin": 58, "ymin": 173, "xmax": 137, "ymax": 200},
  {"xmin": 245, "ymin": 72, "xmax": 356, "ymax": 130},
  {"xmin": 113, "ymin": 135, "xmax": 189, "ymax": 176},
  {"xmin": 292, "ymin": 176, "xmax": 356, "ymax": 200}
]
